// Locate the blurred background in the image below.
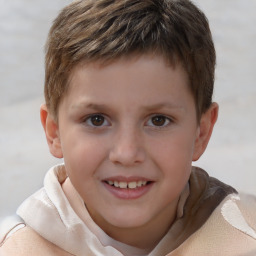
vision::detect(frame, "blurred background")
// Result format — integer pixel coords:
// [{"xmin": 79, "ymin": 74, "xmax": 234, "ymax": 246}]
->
[{"xmin": 0, "ymin": 0, "xmax": 256, "ymax": 221}]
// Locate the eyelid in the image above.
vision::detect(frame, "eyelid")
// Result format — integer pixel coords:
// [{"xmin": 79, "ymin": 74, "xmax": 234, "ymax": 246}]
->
[
  {"xmin": 83, "ymin": 113, "xmax": 111, "ymax": 127},
  {"xmin": 145, "ymin": 114, "xmax": 173, "ymax": 127}
]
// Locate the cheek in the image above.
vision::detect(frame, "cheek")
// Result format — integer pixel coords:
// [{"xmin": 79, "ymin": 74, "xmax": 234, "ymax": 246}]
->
[
  {"xmin": 61, "ymin": 132, "xmax": 108, "ymax": 179},
  {"xmin": 62, "ymin": 137, "xmax": 108, "ymax": 201},
  {"xmin": 151, "ymin": 130, "xmax": 196, "ymax": 165},
  {"xmin": 150, "ymin": 130, "xmax": 196, "ymax": 186}
]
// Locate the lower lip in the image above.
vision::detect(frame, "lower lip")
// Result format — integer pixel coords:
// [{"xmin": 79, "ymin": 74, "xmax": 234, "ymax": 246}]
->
[{"xmin": 102, "ymin": 182, "xmax": 154, "ymax": 200}]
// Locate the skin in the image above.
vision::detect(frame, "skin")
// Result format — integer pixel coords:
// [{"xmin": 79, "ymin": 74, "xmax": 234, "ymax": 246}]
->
[{"xmin": 41, "ymin": 54, "xmax": 218, "ymax": 251}]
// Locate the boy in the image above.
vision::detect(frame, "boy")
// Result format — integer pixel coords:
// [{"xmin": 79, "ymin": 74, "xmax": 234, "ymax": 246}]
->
[{"xmin": 1, "ymin": 0, "xmax": 256, "ymax": 255}]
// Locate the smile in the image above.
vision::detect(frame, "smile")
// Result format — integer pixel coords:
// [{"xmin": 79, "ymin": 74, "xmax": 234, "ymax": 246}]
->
[
  {"xmin": 105, "ymin": 180, "xmax": 148, "ymax": 189},
  {"xmin": 103, "ymin": 178, "xmax": 154, "ymax": 200}
]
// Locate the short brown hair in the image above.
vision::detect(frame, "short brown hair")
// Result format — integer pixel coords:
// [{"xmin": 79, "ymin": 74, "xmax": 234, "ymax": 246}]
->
[{"xmin": 44, "ymin": 0, "xmax": 216, "ymax": 120}]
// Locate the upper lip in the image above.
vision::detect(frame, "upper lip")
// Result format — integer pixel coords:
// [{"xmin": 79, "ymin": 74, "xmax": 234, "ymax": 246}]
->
[{"xmin": 103, "ymin": 176, "xmax": 152, "ymax": 182}]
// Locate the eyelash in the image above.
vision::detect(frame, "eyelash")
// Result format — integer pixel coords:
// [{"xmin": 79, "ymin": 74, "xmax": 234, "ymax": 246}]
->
[
  {"xmin": 83, "ymin": 114, "xmax": 110, "ymax": 127},
  {"xmin": 146, "ymin": 115, "xmax": 173, "ymax": 128}
]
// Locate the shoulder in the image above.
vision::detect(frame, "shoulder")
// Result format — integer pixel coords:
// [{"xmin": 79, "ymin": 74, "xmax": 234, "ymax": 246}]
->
[
  {"xmin": 222, "ymin": 193, "xmax": 256, "ymax": 238},
  {"xmin": 174, "ymin": 193, "xmax": 256, "ymax": 256},
  {"xmin": 236, "ymin": 193, "xmax": 256, "ymax": 218},
  {"xmin": 0, "ymin": 225, "xmax": 72, "ymax": 256}
]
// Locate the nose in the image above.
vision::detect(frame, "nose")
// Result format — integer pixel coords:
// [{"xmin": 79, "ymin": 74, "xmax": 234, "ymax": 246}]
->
[{"xmin": 109, "ymin": 128, "xmax": 145, "ymax": 166}]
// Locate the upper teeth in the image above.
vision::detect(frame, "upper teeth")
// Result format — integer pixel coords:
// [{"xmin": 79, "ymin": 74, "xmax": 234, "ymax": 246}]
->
[{"xmin": 107, "ymin": 180, "xmax": 147, "ymax": 189}]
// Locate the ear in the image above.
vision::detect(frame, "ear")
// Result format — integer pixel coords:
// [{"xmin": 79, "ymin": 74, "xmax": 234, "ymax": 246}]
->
[
  {"xmin": 192, "ymin": 102, "xmax": 219, "ymax": 161},
  {"xmin": 40, "ymin": 104, "xmax": 63, "ymax": 158}
]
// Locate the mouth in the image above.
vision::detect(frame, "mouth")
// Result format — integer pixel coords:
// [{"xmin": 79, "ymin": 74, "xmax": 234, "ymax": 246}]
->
[
  {"xmin": 102, "ymin": 178, "xmax": 154, "ymax": 199},
  {"xmin": 104, "ymin": 180, "xmax": 151, "ymax": 189}
]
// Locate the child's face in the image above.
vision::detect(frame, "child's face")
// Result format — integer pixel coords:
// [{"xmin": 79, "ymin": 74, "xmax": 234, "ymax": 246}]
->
[{"xmin": 49, "ymin": 54, "xmax": 207, "ymax": 232}]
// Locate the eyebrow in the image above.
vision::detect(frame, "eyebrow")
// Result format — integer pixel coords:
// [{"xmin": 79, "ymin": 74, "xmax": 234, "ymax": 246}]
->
[{"xmin": 71, "ymin": 102, "xmax": 112, "ymax": 112}]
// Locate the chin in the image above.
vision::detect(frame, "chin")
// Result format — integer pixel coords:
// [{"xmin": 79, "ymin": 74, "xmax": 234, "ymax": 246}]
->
[{"xmin": 104, "ymin": 209, "xmax": 151, "ymax": 229}]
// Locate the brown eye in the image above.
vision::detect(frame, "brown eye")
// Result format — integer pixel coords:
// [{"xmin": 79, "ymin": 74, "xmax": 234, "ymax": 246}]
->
[
  {"xmin": 86, "ymin": 115, "xmax": 108, "ymax": 127},
  {"xmin": 151, "ymin": 116, "xmax": 166, "ymax": 126},
  {"xmin": 147, "ymin": 115, "xmax": 171, "ymax": 127},
  {"xmin": 91, "ymin": 115, "xmax": 104, "ymax": 126}
]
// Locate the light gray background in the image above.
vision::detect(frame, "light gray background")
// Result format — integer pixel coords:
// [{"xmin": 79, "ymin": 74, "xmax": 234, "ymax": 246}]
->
[{"xmin": 0, "ymin": 0, "xmax": 256, "ymax": 221}]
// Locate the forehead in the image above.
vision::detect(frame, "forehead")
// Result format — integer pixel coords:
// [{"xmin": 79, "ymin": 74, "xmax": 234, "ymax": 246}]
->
[
  {"xmin": 70, "ymin": 51, "xmax": 182, "ymax": 77},
  {"xmin": 61, "ymin": 54, "xmax": 194, "ymax": 115},
  {"xmin": 68, "ymin": 54, "xmax": 188, "ymax": 91},
  {"xmin": 69, "ymin": 53, "xmax": 187, "ymax": 86}
]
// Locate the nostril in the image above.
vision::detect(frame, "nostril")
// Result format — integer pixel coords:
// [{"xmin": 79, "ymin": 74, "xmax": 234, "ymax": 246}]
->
[{"xmin": 109, "ymin": 146, "xmax": 145, "ymax": 166}]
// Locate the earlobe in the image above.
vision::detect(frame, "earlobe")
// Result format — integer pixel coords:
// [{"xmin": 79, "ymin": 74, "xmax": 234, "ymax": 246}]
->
[
  {"xmin": 192, "ymin": 102, "xmax": 219, "ymax": 161},
  {"xmin": 40, "ymin": 104, "xmax": 63, "ymax": 158}
]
